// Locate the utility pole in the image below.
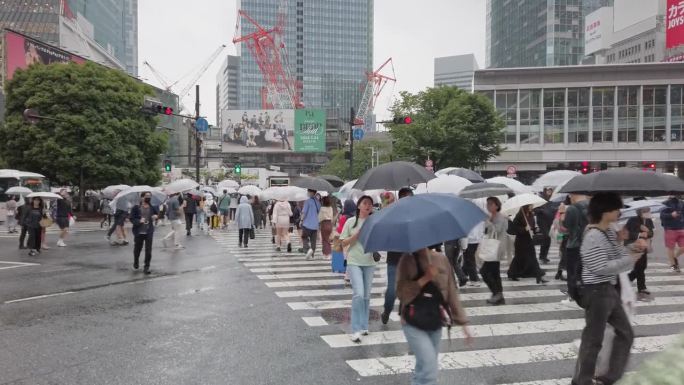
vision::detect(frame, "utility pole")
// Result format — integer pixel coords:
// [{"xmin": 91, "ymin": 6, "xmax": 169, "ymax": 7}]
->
[
  {"xmin": 195, "ymin": 84, "xmax": 201, "ymax": 183},
  {"xmin": 348, "ymin": 107, "xmax": 355, "ymax": 180}
]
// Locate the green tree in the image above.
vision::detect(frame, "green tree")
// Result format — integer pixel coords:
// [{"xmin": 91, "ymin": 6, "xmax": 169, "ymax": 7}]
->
[
  {"xmin": 388, "ymin": 86, "xmax": 505, "ymax": 170},
  {"xmin": 0, "ymin": 62, "xmax": 167, "ymax": 203},
  {"xmin": 320, "ymin": 139, "xmax": 392, "ymax": 180}
]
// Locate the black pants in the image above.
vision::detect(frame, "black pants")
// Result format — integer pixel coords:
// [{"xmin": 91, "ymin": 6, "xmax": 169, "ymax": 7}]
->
[
  {"xmin": 628, "ymin": 253, "xmax": 648, "ymax": 291},
  {"xmin": 239, "ymin": 228, "xmax": 250, "ymax": 246},
  {"xmin": 572, "ymin": 283, "xmax": 634, "ymax": 385},
  {"xmin": 19, "ymin": 225, "xmax": 28, "ymax": 247},
  {"xmin": 539, "ymin": 235, "xmax": 551, "ymax": 261},
  {"xmin": 566, "ymin": 247, "xmax": 581, "ymax": 295},
  {"xmin": 185, "ymin": 213, "xmax": 194, "ymax": 232},
  {"xmin": 557, "ymin": 238, "xmax": 568, "ymax": 272},
  {"xmin": 133, "ymin": 233, "xmax": 153, "ymax": 269},
  {"xmin": 100, "ymin": 214, "xmax": 111, "ymax": 227},
  {"xmin": 480, "ymin": 261, "xmax": 503, "ymax": 295},
  {"xmin": 462, "ymin": 243, "xmax": 480, "ymax": 282},
  {"xmin": 301, "ymin": 226, "xmax": 318, "ymax": 253},
  {"xmin": 28, "ymin": 227, "xmax": 42, "ymax": 251},
  {"xmin": 445, "ymin": 240, "xmax": 467, "ymax": 285}
]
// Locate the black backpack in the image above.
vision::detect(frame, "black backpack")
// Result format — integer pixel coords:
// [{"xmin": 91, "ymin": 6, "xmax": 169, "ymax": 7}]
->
[
  {"xmin": 567, "ymin": 203, "xmax": 590, "ymax": 305},
  {"xmin": 403, "ymin": 254, "xmax": 452, "ymax": 331}
]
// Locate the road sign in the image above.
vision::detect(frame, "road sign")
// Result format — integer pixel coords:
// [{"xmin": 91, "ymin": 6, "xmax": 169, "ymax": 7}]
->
[
  {"xmin": 353, "ymin": 128, "xmax": 364, "ymax": 141},
  {"xmin": 195, "ymin": 117, "xmax": 209, "ymax": 133}
]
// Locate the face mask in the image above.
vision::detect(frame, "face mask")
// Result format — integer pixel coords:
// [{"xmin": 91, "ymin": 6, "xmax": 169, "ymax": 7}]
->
[{"xmin": 144, "ymin": 197, "xmax": 151, "ymax": 204}]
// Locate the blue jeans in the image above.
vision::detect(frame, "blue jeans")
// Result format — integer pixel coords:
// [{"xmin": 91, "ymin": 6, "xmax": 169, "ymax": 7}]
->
[
  {"xmin": 348, "ymin": 264, "xmax": 375, "ymax": 333},
  {"xmin": 402, "ymin": 323, "xmax": 442, "ymax": 385},
  {"xmin": 383, "ymin": 263, "xmax": 398, "ymax": 315}
]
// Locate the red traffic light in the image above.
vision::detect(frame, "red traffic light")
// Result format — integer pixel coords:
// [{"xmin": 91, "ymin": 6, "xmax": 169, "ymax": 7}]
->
[
  {"xmin": 164, "ymin": 107, "xmax": 173, "ymax": 115},
  {"xmin": 404, "ymin": 116, "xmax": 412, "ymax": 124},
  {"xmin": 392, "ymin": 116, "xmax": 412, "ymax": 124},
  {"xmin": 582, "ymin": 167, "xmax": 589, "ymax": 174}
]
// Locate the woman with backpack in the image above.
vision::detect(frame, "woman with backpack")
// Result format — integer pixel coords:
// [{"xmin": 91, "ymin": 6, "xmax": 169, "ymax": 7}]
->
[
  {"xmin": 397, "ymin": 247, "xmax": 472, "ymax": 385},
  {"xmin": 507, "ymin": 205, "xmax": 548, "ymax": 284}
]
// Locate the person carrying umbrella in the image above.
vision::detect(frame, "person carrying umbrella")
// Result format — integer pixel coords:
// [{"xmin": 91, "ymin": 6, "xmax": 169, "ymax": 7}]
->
[
  {"xmin": 507, "ymin": 205, "xmax": 548, "ymax": 284},
  {"xmin": 130, "ymin": 192, "xmax": 159, "ymax": 274},
  {"xmin": 272, "ymin": 197, "xmax": 293, "ymax": 252},
  {"xmin": 55, "ymin": 188, "xmax": 73, "ymax": 247},
  {"xmin": 318, "ymin": 195, "xmax": 334, "ymax": 260},
  {"xmin": 236, "ymin": 196, "xmax": 255, "ymax": 248},
  {"xmin": 340, "ymin": 195, "xmax": 376, "ymax": 343},
  {"xmin": 183, "ymin": 192, "xmax": 197, "ymax": 236},
  {"xmin": 218, "ymin": 190, "xmax": 231, "ymax": 229},
  {"xmin": 480, "ymin": 197, "xmax": 509, "ymax": 305},
  {"xmin": 534, "ymin": 187, "xmax": 556, "ymax": 264},
  {"xmin": 252, "ymin": 195, "xmax": 265, "ymax": 230},
  {"xmin": 300, "ymin": 189, "xmax": 321, "ymax": 260},
  {"xmin": 563, "ymin": 193, "xmax": 590, "ymax": 301},
  {"xmin": 625, "ymin": 207, "xmax": 655, "ymax": 301},
  {"xmin": 162, "ymin": 193, "xmax": 184, "ymax": 250},
  {"xmin": 5, "ymin": 195, "xmax": 18, "ymax": 234},
  {"xmin": 99, "ymin": 196, "xmax": 112, "ymax": 229}
]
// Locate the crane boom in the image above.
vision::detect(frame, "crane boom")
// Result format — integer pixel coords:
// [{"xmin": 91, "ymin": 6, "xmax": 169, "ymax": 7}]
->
[
  {"xmin": 177, "ymin": 44, "xmax": 227, "ymax": 99},
  {"xmin": 355, "ymin": 57, "xmax": 396, "ymax": 126}
]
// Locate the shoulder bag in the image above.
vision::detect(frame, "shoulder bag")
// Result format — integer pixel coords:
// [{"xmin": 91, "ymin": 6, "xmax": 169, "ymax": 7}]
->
[
  {"xmin": 403, "ymin": 254, "xmax": 452, "ymax": 331},
  {"xmin": 476, "ymin": 223, "xmax": 500, "ymax": 262}
]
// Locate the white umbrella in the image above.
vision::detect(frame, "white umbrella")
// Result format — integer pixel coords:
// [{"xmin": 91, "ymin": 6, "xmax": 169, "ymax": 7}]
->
[
  {"xmin": 261, "ymin": 186, "xmax": 308, "ymax": 201},
  {"xmin": 434, "ymin": 167, "xmax": 458, "ymax": 176},
  {"xmin": 110, "ymin": 185, "xmax": 166, "ymax": 211},
  {"xmin": 238, "ymin": 185, "xmax": 262, "ymax": 196},
  {"xmin": 414, "ymin": 175, "xmax": 472, "ymax": 195},
  {"xmin": 216, "ymin": 187, "xmax": 237, "ymax": 195},
  {"xmin": 501, "ymin": 193, "xmax": 548, "ymax": 216},
  {"xmin": 102, "ymin": 184, "xmax": 130, "ymax": 199},
  {"xmin": 218, "ymin": 179, "xmax": 239, "ymax": 189},
  {"xmin": 487, "ymin": 176, "xmax": 535, "ymax": 195},
  {"xmin": 201, "ymin": 186, "xmax": 218, "ymax": 196},
  {"xmin": 27, "ymin": 192, "xmax": 62, "ymax": 200},
  {"xmin": 165, "ymin": 178, "xmax": 199, "ymax": 195},
  {"xmin": 5, "ymin": 186, "xmax": 33, "ymax": 195},
  {"xmin": 532, "ymin": 170, "xmax": 582, "ymax": 189},
  {"xmin": 337, "ymin": 179, "xmax": 357, "ymax": 200}
]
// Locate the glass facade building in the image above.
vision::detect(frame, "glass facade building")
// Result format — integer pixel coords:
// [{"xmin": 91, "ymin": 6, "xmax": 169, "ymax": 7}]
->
[
  {"xmin": 236, "ymin": 0, "xmax": 373, "ymax": 119},
  {"xmin": 486, "ymin": 0, "xmax": 613, "ymax": 68},
  {"xmin": 0, "ymin": 0, "xmax": 63, "ymax": 44},
  {"xmin": 475, "ymin": 63, "xmax": 684, "ymax": 179}
]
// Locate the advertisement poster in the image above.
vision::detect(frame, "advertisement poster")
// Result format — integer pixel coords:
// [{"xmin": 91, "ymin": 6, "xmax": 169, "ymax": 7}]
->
[
  {"xmin": 221, "ymin": 109, "xmax": 295, "ymax": 153},
  {"xmin": 667, "ymin": 0, "xmax": 684, "ymax": 49},
  {"xmin": 294, "ymin": 109, "xmax": 326, "ymax": 153},
  {"xmin": 4, "ymin": 30, "xmax": 86, "ymax": 81}
]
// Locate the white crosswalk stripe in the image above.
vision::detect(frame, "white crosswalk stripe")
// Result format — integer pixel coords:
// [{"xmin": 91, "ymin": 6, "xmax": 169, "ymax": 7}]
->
[
  {"xmin": 210, "ymin": 228, "xmax": 684, "ymax": 384},
  {"xmin": 0, "ymin": 222, "xmax": 107, "ymax": 238}
]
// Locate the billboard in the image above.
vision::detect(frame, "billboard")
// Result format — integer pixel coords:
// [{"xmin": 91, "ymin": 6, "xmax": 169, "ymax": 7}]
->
[
  {"xmin": 584, "ymin": 7, "xmax": 613, "ymax": 56},
  {"xmin": 667, "ymin": 0, "xmax": 684, "ymax": 49},
  {"xmin": 3, "ymin": 30, "xmax": 86, "ymax": 81},
  {"xmin": 221, "ymin": 108, "xmax": 326, "ymax": 153}
]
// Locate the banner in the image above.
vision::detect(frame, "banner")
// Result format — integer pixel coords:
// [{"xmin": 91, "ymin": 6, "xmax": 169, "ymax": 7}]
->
[
  {"xmin": 4, "ymin": 30, "xmax": 86, "ymax": 81},
  {"xmin": 294, "ymin": 109, "xmax": 326, "ymax": 153},
  {"xmin": 667, "ymin": 0, "xmax": 684, "ymax": 49},
  {"xmin": 221, "ymin": 109, "xmax": 295, "ymax": 153}
]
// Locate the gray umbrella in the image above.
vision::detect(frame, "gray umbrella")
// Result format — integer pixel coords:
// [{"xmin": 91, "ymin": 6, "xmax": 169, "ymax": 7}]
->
[
  {"xmin": 353, "ymin": 161, "xmax": 435, "ymax": 191},
  {"xmin": 559, "ymin": 168, "xmax": 684, "ymax": 196},
  {"xmin": 318, "ymin": 174, "xmax": 345, "ymax": 188},
  {"xmin": 444, "ymin": 168, "xmax": 485, "ymax": 183},
  {"xmin": 458, "ymin": 183, "xmax": 514, "ymax": 199},
  {"xmin": 292, "ymin": 176, "xmax": 336, "ymax": 193}
]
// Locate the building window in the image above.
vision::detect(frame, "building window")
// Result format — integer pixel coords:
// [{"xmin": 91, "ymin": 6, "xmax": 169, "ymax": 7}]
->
[
  {"xmin": 671, "ymin": 85, "xmax": 684, "ymax": 142},
  {"xmin": 593, "ymin": 87, "xmax": 614, "ymax": 143},
  {"xmin": 617, "ymin": 86, "xmax": 639, "ymax": 143},
  {"xmin": 519, "ymin": 90, "xmax": 541, "ymax": 144},
  {"xmin": 543, "ymin": 88, "xmax": 565, "ymax": 144},
  {"xmin": 568, "ymin": 88, "xmax": 589, "ymax": 143},
  {"xmin": 642, "ymin": 86, "xmax": 667, "ymax": 142},
  {"xmin": 495, "ymin": 90, "xmax": 517, "ymax": 144}
]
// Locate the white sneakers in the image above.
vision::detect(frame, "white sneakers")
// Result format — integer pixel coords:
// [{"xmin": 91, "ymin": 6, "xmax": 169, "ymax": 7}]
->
[
  {"xmin": 305, "ymin": 249, "xmax": 314, "ymax": 260},
  {"xmin": 174, "ymin": 244, "xmax": 185, "ymax": 250},
  {"xmin": 350, "ymin": 332, "xmax": 362, "ymax": 343},
  {"xmin": 57, "ymin": 240, "xmax": 67, "ymax": 247}
]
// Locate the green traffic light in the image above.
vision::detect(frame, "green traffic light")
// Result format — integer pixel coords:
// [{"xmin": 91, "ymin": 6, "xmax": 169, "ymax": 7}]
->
[{"xmin": 234, "ymin": 163, "xmax": 241, "ymax": 174}]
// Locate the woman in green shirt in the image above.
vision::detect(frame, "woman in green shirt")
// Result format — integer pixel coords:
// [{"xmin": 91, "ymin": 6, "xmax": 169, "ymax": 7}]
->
[{"xmin": 340, "ymin": 195, "xmax": 376, "ymax": 343}]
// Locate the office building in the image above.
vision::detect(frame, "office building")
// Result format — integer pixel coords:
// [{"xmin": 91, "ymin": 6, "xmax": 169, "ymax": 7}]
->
[
  {"xmin": 434, "ymin": 54, "xmax": 479, "ymax": 91},
  {"xmin": 236, "ymin": 0, "xmax": 373, "ymax": 119},
  {"xmin": 474, "ymin": 62, "xmax": 684, "ymax": 181},
  {"xmin": 215, "ymin": 55, "xmax": 240, "ymax": 130},
  {"xmin": 486, "ymin": 0, "xmax": 613, "ymax": 68},
  {"xmin": 584, "ymin": 0, "xmax": 666, "ymax": 64}
]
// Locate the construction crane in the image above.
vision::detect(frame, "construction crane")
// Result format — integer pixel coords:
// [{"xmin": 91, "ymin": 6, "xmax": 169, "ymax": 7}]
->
[
  {"xmin": 354, "ymin": 57, "xmax": 396, "ymax": 126},
  {"xmin": 233, "ymin": 2, "xmax": 303, "ymax": 109},
  {"xmin": 142, "ymin": 44, "xmax": 227, "ymax": 112}
]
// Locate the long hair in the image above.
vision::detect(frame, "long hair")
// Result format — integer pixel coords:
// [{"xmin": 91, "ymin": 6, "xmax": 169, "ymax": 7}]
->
[{"xmin": 352, "ymin": 195, "xmax": 374, "ymax": 229}]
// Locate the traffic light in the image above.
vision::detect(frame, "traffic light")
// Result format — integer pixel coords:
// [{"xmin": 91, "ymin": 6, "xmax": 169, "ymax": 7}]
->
[
  {"xmin": 581, "ymin": 161, "xmax": 590, "ymax": 174},
  {"xmin": 643, "ymin": 162, "xmax": 656, "ymax": 171},
  {"xmin": 155, "ymin": 105, "xmax": 174, "ymax": 115},
  {"xmin": 234, "ymin": 163, "xmax": 242, "ymax": 174},
  {"xmin": 392, "ymin": 116, "xmax": 412, "ymax": 124},
  {"xmin": 163, "ymin": 159, "xmax": 172, "ymax": 172},
  {"xmin": 142, "ymin": 98, "xmax": 174, "ymax": 115}
]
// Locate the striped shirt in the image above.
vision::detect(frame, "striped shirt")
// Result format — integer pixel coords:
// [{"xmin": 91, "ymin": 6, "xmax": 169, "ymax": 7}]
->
[{"xmin": 580, "ymin": 227, "xmax": 634, "ymax": 284}]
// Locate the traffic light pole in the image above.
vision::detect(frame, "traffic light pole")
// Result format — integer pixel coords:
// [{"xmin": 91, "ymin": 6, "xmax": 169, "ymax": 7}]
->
[
  {"xmin": 195, "ymin": 85, "xmax": 201, "ymax": 183},
  {"xmin": 348, "ymin": 107, "xmax": 355, "ymax": 180}
]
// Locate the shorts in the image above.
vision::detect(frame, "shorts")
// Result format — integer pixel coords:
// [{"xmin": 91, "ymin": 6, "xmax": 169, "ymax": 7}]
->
[
  {"xmin": 220, "ymin": 209, "xmax": 228, "ymax": 215},
  {"xmin": 56, "ymin": 217, "xmax": 69, "ymax": 229},
  {"xmin": 114, "ymin": 212, "xmax": 126, "ymax": 226},
  {"xmin": 665, "ymin": 229, "xmax": 684, "ymax": 249}
]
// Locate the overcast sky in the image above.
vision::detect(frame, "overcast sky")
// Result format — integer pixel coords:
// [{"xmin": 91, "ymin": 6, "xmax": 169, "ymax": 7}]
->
[{"xmin": 138, "ymin": 0, "xmax": 486, "ymax": 126}]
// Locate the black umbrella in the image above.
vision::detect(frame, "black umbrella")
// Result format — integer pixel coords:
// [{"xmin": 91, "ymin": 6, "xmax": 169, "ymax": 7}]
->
[
  {"xmin": 292, "ymin": 176, "xmax": 336, "ymax": 193},
  {"xmin": 458, "ymin": 183, "xmax": 514, "ymax": 199},
  {"xmin": 444, "ymin": 168, "xmax": 485, "ymax": 183},
  {"xmin": 318, "ymin": 174, "xmax": 345, "ymax": 188},
  {"xmin": 559, "ymin": 168, "xmax": 684, "ymax": 196},
  {"xmin": 353, "ymin": 161, "xmax": 435, "ymax": 191}
]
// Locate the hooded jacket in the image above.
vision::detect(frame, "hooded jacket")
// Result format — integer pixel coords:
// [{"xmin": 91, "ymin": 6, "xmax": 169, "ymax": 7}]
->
[{"xmin": 235, "ymin": 196, "xmax": 255, "ymax": 229}]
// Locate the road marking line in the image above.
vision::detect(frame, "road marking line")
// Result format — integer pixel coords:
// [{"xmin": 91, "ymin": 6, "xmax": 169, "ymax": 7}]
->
[
  {"xmin": 257, "ymin": 272, "xmax": 351, "ymax": 280},
  {"xmin": 127, "ymin": 275, "xmax": 179, "ymax": 284},
  {"xmin": 243, "ymin": 260, "xmax": 331, "ymax": 267},
  {"xmin": 322, "ymin": 310, "xmax": 684, "ymax": 348},
  {"xmin": 302, "ymin": 316, "xmax": 328, "ymax": 327},
  {"xmin": 4, "ymin": 291, "xmax": 75, "ymax": 304},
  {"xmin": 345, "ymin": 334, "xmax": 676, "ymax": 377}
]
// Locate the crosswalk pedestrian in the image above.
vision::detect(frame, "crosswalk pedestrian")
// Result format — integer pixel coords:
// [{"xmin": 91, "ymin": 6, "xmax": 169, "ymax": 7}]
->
[{"xmin": 211, "ymin": 228, "xmax": 684, "ymax": 384}]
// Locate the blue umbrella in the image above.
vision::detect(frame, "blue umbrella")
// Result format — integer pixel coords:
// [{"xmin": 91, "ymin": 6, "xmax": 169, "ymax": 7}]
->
[{"xmin": 358, "ymin": 193, "xmax": 487, "ymax": 253}]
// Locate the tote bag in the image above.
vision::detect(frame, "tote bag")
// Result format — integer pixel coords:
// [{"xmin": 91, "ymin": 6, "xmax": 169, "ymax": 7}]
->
[{"xmin": 477, "ymin": 227, "xmax": 501, "ymax": 262}]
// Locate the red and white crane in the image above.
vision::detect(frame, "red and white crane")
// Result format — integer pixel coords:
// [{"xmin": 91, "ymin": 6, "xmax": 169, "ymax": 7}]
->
[
  {"xmin": 354, "ymin": 57, "xmax": 396, "ymax": 126},
  {"xmin": 233, "ymin": 2, "xmax": 303, "ymax": 110}
]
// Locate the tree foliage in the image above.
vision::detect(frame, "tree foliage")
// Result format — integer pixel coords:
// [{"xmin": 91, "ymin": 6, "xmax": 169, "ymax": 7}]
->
[
  {"xmin": 0, "ymin": 62, "xmax": 167, "ymax": 190},
  {"xmin": 388, "ymin": 86, "xmax": 505, "ymax": 170},
  {"xmin": 320, "ymin": 139, "xmax": 392, "ymax": 180}
]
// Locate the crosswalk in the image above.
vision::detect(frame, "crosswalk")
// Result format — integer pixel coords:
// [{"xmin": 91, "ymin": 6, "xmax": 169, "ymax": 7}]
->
[
  {"xmin": 211, "ymin": 228, "xmax": 684, "ymax": 384},
  {"xmin": 0, "ymin": 221, "xmax": 107, "ymax": 238}
]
